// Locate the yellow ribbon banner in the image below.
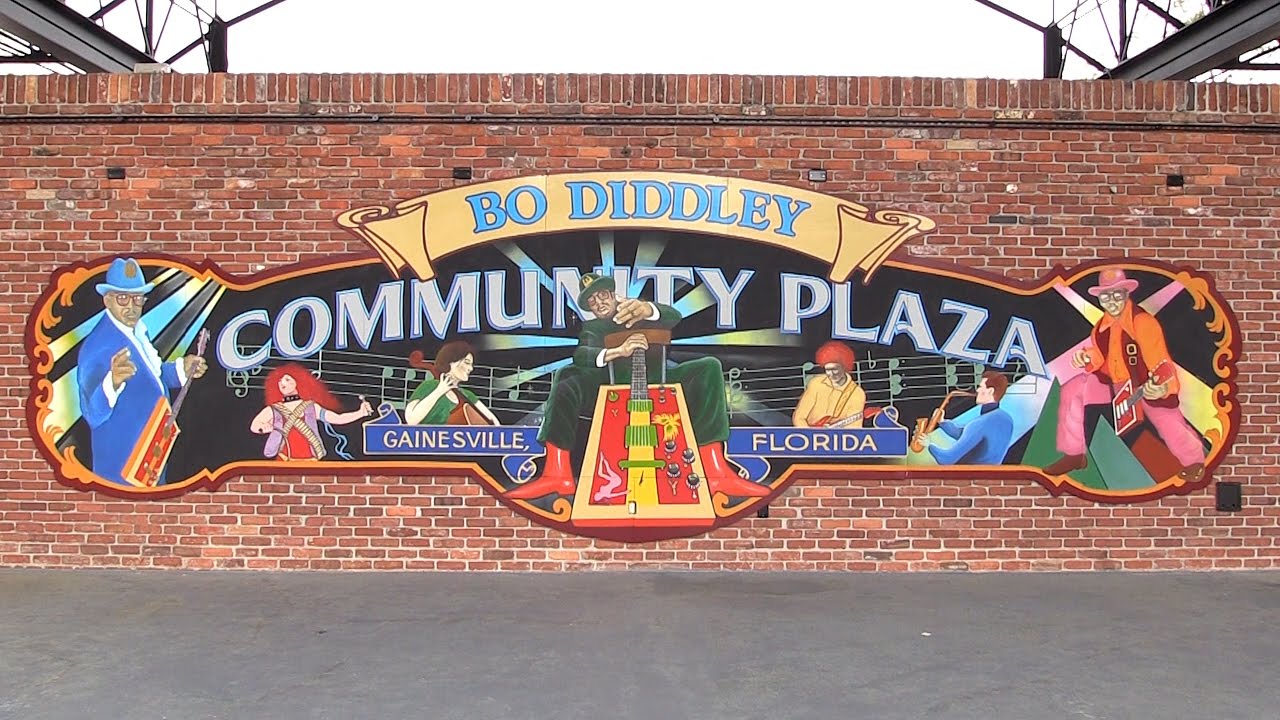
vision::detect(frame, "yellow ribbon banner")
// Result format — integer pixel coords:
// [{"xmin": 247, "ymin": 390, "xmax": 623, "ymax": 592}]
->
[{"xmin": 338, "ymin": 172, "xmax": 935, "ymax": 283}]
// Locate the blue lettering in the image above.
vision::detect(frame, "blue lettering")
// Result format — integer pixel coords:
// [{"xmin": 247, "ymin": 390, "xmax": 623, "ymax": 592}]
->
[
  {"xmin": 705, "ymin": 185, "xmax": 739, "ymax": 225},
  {"xmin": 738, "ymin": 189, "xmax": 771, "ymax": 231},
  {"xmin": 631, "ymin": 180, "xmax": 673, "ymax": 220},
  {"xmin": 606, "ymin": 180, "xmax": 629, "ymax": 220},
  {"xmin": 669, "ymin": 182, "xmax": 710, "ymax": 222},
  {"xmin": 773, "ymin": 195, "xmax": 810, "ymax": 237},
  {"xmin": 566, "ymin": 181, "xmax": 607, "ymax": 220},
  {"xmin": 505, "ymin": 185, "xmax": 546, "ymax": 225},
  {"xmin": 466, "ymin": 191, "xmax": 506, "ymax": 233}
]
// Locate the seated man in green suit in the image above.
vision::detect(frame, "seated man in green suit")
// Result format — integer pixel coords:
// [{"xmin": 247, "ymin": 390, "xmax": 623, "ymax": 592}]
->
[{"xmin": 506, "ymin": 272, "xmax": 769, "ymax": 500}]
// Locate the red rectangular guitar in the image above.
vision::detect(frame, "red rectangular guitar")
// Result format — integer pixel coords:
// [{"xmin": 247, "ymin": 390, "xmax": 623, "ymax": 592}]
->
[
  {"xmin": 122, "ymin": 329, "xmax": 209, "ymax": 487},
  {"xmin": 1112, "ymin": 359, "xmax": 1173, "ymax": 436}
]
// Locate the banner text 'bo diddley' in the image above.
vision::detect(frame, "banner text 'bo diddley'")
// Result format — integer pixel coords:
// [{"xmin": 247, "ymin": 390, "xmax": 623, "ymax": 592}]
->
[{"xmin": 338, "ymin": 172, "xmax": 936, "ymax": 284}]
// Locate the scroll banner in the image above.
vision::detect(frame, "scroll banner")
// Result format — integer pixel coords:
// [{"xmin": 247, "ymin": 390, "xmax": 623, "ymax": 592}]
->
[
  {"xmin": 725, "ymin": 410, "xmax": 911, "ymax": 482},
  {"xmin": 338, "ymin": 172, "xmax": 936, "ymax": 284},
  {"xmin": 362, "ymin": 403, "xmax": 544, "ymax": 484}
]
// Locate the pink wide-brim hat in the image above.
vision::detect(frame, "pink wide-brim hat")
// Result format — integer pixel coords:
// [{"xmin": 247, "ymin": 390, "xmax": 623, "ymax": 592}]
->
[{"xmin": 1088, "ymin": 268, "xmax": 1140, "ymax": 296}]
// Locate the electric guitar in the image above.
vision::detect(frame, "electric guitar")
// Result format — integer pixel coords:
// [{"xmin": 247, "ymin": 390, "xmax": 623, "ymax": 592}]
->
[
  {"xmin": 123, "ymin": 329, "xmax": 209, "ymax": 487},
  {"xmin": 813, "ymin": 410, "xmax": 864, "ymax": 429},
  {"xmin": 618, "ymin": 343, "xmax": 664, "ymax": 515},
  {"xmin": 570, "ymin": 328, "xmax": 716, "ymax": 528},
  {"xmin": 1112, "ymin": 359, "xmax": 1173, "ymax": 436}
]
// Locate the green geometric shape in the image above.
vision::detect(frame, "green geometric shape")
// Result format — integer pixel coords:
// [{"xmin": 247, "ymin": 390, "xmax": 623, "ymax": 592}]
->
[
  {"xmin": 1086, "ymin": 418, "xmax": 1157, "ymax": 490},
  {"xmin": 1021, "ymin": 379, "xmax": 1063, "ymax": 466},
  {"xmin": 1021, "ymin": 378, "xmax": 1107, "ymax": 490},
  {"xmin": 1070, "ymin": 448, "xmax": 1108, "ymax": 490}
]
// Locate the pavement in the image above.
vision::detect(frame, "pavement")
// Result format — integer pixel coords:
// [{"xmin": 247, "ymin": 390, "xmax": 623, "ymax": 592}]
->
[{"xmin": 0, "ymin": 568, "xmax": 1277, "ymax": 720}]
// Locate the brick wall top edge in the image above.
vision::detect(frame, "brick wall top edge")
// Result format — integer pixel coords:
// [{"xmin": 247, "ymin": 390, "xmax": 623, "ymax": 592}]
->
[{"xmin": 1, "ymin": 72, "xmax": 1277, "ymax": 122}]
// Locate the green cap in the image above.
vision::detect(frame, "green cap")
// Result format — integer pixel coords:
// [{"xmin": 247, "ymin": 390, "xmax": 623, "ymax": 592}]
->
[{"xmin": 577, "ymin": 272, "xmax": 616, "ymax": 307}]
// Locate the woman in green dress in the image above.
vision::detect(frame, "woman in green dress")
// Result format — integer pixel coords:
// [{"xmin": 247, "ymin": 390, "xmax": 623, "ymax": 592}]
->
[{"xmin": 404, "ymin": 341, "xmax": 501, "ymax": 426}]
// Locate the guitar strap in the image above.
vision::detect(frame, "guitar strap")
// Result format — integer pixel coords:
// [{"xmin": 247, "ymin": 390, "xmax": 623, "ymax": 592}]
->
[
  {"xmin": 273, "ymin": 401, "xmax": 326, "ymax": 460},
  {"xmin": 831, "ymin": 378, "xmax": 860, "ymax": 419}
]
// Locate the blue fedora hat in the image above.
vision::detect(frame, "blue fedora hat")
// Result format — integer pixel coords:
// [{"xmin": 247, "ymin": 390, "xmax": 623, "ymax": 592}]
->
[{"xmin": 94, "ymin": 257, "xmax": 155, "ymax": 296}]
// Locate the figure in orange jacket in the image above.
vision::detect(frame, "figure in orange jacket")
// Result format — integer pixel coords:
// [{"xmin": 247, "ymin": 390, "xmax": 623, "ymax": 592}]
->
[{"xmin": 1042, "ymin": 268, "xmax": 1206, "ymax": 482}]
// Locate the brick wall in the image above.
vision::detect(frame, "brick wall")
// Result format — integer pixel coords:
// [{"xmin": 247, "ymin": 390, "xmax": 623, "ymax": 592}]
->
[{"xmin": 1, "ymin": 73, "xmax": 1276, "ymax": 571}]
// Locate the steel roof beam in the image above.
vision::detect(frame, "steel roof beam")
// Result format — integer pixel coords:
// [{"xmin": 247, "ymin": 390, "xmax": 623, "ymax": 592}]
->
[
  {"xmin": 0, "ymin": 0, "xmax": 153, "ymax": 73},
  {"xmin": 1104, "ymin": 0, "xmax": 1280, "ymax": 79}
]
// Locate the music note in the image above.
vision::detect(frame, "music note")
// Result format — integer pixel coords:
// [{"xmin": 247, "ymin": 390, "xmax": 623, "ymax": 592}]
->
[
  {"xmin": 971, "ymin": 362, "xmax": 986, "ymax": 386},
  {"xmin": 226, "ymin": 369, "xmax": 250, "ymax": 398},
  {"xmin": 403, "ymin": 369, "xmax": 419, "ymax": 405},
  {"xmin": 887, "ymin": 358, "xmax": 905, "ymax": 399},
  {"xmin": 377, "ymin": 366, "xmax": 419, "ymax": 409},
  {"xmin": 725, "ymin": 366, "xmax": 744, "ymax": 406},
  {"xmin": 945, "ymin": 359, "xmax": 960, "ymax": 390},
  {"xmin": 799, "ymin": 360, "xmax": 815, "ymax": 388},
  {"xmin": 312, "ymin": 349, "xmax": 325, "ymax": 378},
  {"xmin": 380, "ymin": 366, "xmax": 396, "ymax": 405}
]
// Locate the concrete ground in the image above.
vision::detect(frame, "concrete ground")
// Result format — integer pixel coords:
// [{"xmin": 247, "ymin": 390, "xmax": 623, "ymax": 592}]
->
[{"xmin": 0, "ymin": 569, "xmax": 1276, "ymax": 720}]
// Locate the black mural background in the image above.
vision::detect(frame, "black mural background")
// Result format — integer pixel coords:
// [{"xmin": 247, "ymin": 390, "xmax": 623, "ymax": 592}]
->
[{"xmin": 44, "ymin": 229, "xmax": 1219, "ymax": 490}]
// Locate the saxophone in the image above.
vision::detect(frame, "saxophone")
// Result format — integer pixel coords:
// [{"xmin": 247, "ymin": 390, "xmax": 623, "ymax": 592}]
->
[{"xmin": 909, "ymin": 390, "xmax": 976, "ymax": 453}]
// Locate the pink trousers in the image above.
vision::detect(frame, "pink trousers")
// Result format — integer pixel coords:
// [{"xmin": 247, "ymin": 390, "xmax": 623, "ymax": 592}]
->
[{"xmin": 1057, "ymin": 373, "xmax": 1206, "ymax": 467}]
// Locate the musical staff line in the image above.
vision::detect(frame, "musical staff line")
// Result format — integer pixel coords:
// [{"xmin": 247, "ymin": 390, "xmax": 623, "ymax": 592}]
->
[{"xmin": 225, "ymin": 345, "xmax": 1037, "ymax": 422}]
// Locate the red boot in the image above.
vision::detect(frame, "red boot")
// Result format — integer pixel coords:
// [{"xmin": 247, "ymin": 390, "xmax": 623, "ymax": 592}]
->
[
  {"xmin": 505, "ymin": 443, "xmax": 577, "ymax": 499},
  {"xmin": 699, "ymin": 442, "xmax": 770, "ymax": 498}
]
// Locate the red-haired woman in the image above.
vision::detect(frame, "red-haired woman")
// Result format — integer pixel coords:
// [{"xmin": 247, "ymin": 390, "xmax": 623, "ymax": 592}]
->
[
  {"xmin": 249, "ymin": 363, "xmax": 372, "ymax": 461},
  {"xmin": 404, "ymin": 341, "xmax": 500, "ymax": 426}
]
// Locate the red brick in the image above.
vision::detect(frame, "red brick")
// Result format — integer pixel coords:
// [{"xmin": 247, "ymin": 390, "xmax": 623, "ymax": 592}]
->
[{"xmin": 0, "ymin": 73, "xmax": 1274, "ymax": 572}]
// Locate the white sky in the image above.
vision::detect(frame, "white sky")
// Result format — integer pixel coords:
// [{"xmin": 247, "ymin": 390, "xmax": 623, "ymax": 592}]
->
[
  {"xmin": 15, "ymin": 1, "xmax": 1278, "ymax": 83},
  {"xmin": 216, "ymin": 0, "xmax": 1053, "ymax": 77}
]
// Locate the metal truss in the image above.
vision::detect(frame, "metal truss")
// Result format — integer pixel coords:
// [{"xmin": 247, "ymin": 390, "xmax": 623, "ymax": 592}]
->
[
  {"xmin": 0, "ymin": 0, "xmax": 287, "ymax": 73},
  {"xmin": 973, "ymin": 0, "xmax": 1280, "ymax": 81}
]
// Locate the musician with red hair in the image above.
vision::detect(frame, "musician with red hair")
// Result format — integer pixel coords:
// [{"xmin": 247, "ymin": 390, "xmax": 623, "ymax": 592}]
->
[
  {"xmin": 793, "ymin": 341, "xmax": 867, "ymax": 428},
  {"xmin": 249, "ymin": 363, "xmax": 372, "ymax": 461}
]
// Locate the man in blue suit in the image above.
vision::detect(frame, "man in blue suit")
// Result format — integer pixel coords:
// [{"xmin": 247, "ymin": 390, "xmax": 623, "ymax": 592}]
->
[
  {"xmin": 76, "ymin": 257, "xmax": 208, "ymax": 486},
  {"xmin": 916, "ymin": 371, "xmax": 1014, "ymax": 465}
]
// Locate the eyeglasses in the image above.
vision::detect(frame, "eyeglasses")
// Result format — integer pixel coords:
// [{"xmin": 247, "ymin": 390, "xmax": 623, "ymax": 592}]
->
[
  {"xmin": 110, "ymin": 294, "xmax": 146, "ymax": 307},
  {"xmin": 1097, "ymin": 291, "xmax": 1128, "ymax": 303}
]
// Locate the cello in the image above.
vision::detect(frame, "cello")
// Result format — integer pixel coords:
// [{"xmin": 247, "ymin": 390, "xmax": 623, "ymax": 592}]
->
[{"xmin": 407, "ymin": 350, "xmax": 494, "ymax": 426}]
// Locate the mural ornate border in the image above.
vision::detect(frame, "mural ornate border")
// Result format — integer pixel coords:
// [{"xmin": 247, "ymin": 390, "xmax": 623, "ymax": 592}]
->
[{"xmin": 22, "ymin": 171, "xmax": 1243, "ymax": 542}]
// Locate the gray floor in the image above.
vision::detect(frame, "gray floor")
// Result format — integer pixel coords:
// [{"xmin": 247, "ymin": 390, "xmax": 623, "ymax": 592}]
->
[{"xmin": 0, "ymin": 569, "xmax": 1277, "ymax": 720}]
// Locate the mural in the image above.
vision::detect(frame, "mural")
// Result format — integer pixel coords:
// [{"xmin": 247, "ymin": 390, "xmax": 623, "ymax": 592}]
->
[{"xmin": 26, "ymin": 172, "xmax": 1241, "ymax": 542}]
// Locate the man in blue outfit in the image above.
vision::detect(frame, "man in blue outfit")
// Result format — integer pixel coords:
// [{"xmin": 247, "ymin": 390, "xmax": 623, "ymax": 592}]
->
[
  {"xmin": 917, "ymin": 371, "xmax": 1013, "ymax": 465},
  {"xmin": 76, "ymin": 257, "xmax": 208, "ymax": 486}
]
